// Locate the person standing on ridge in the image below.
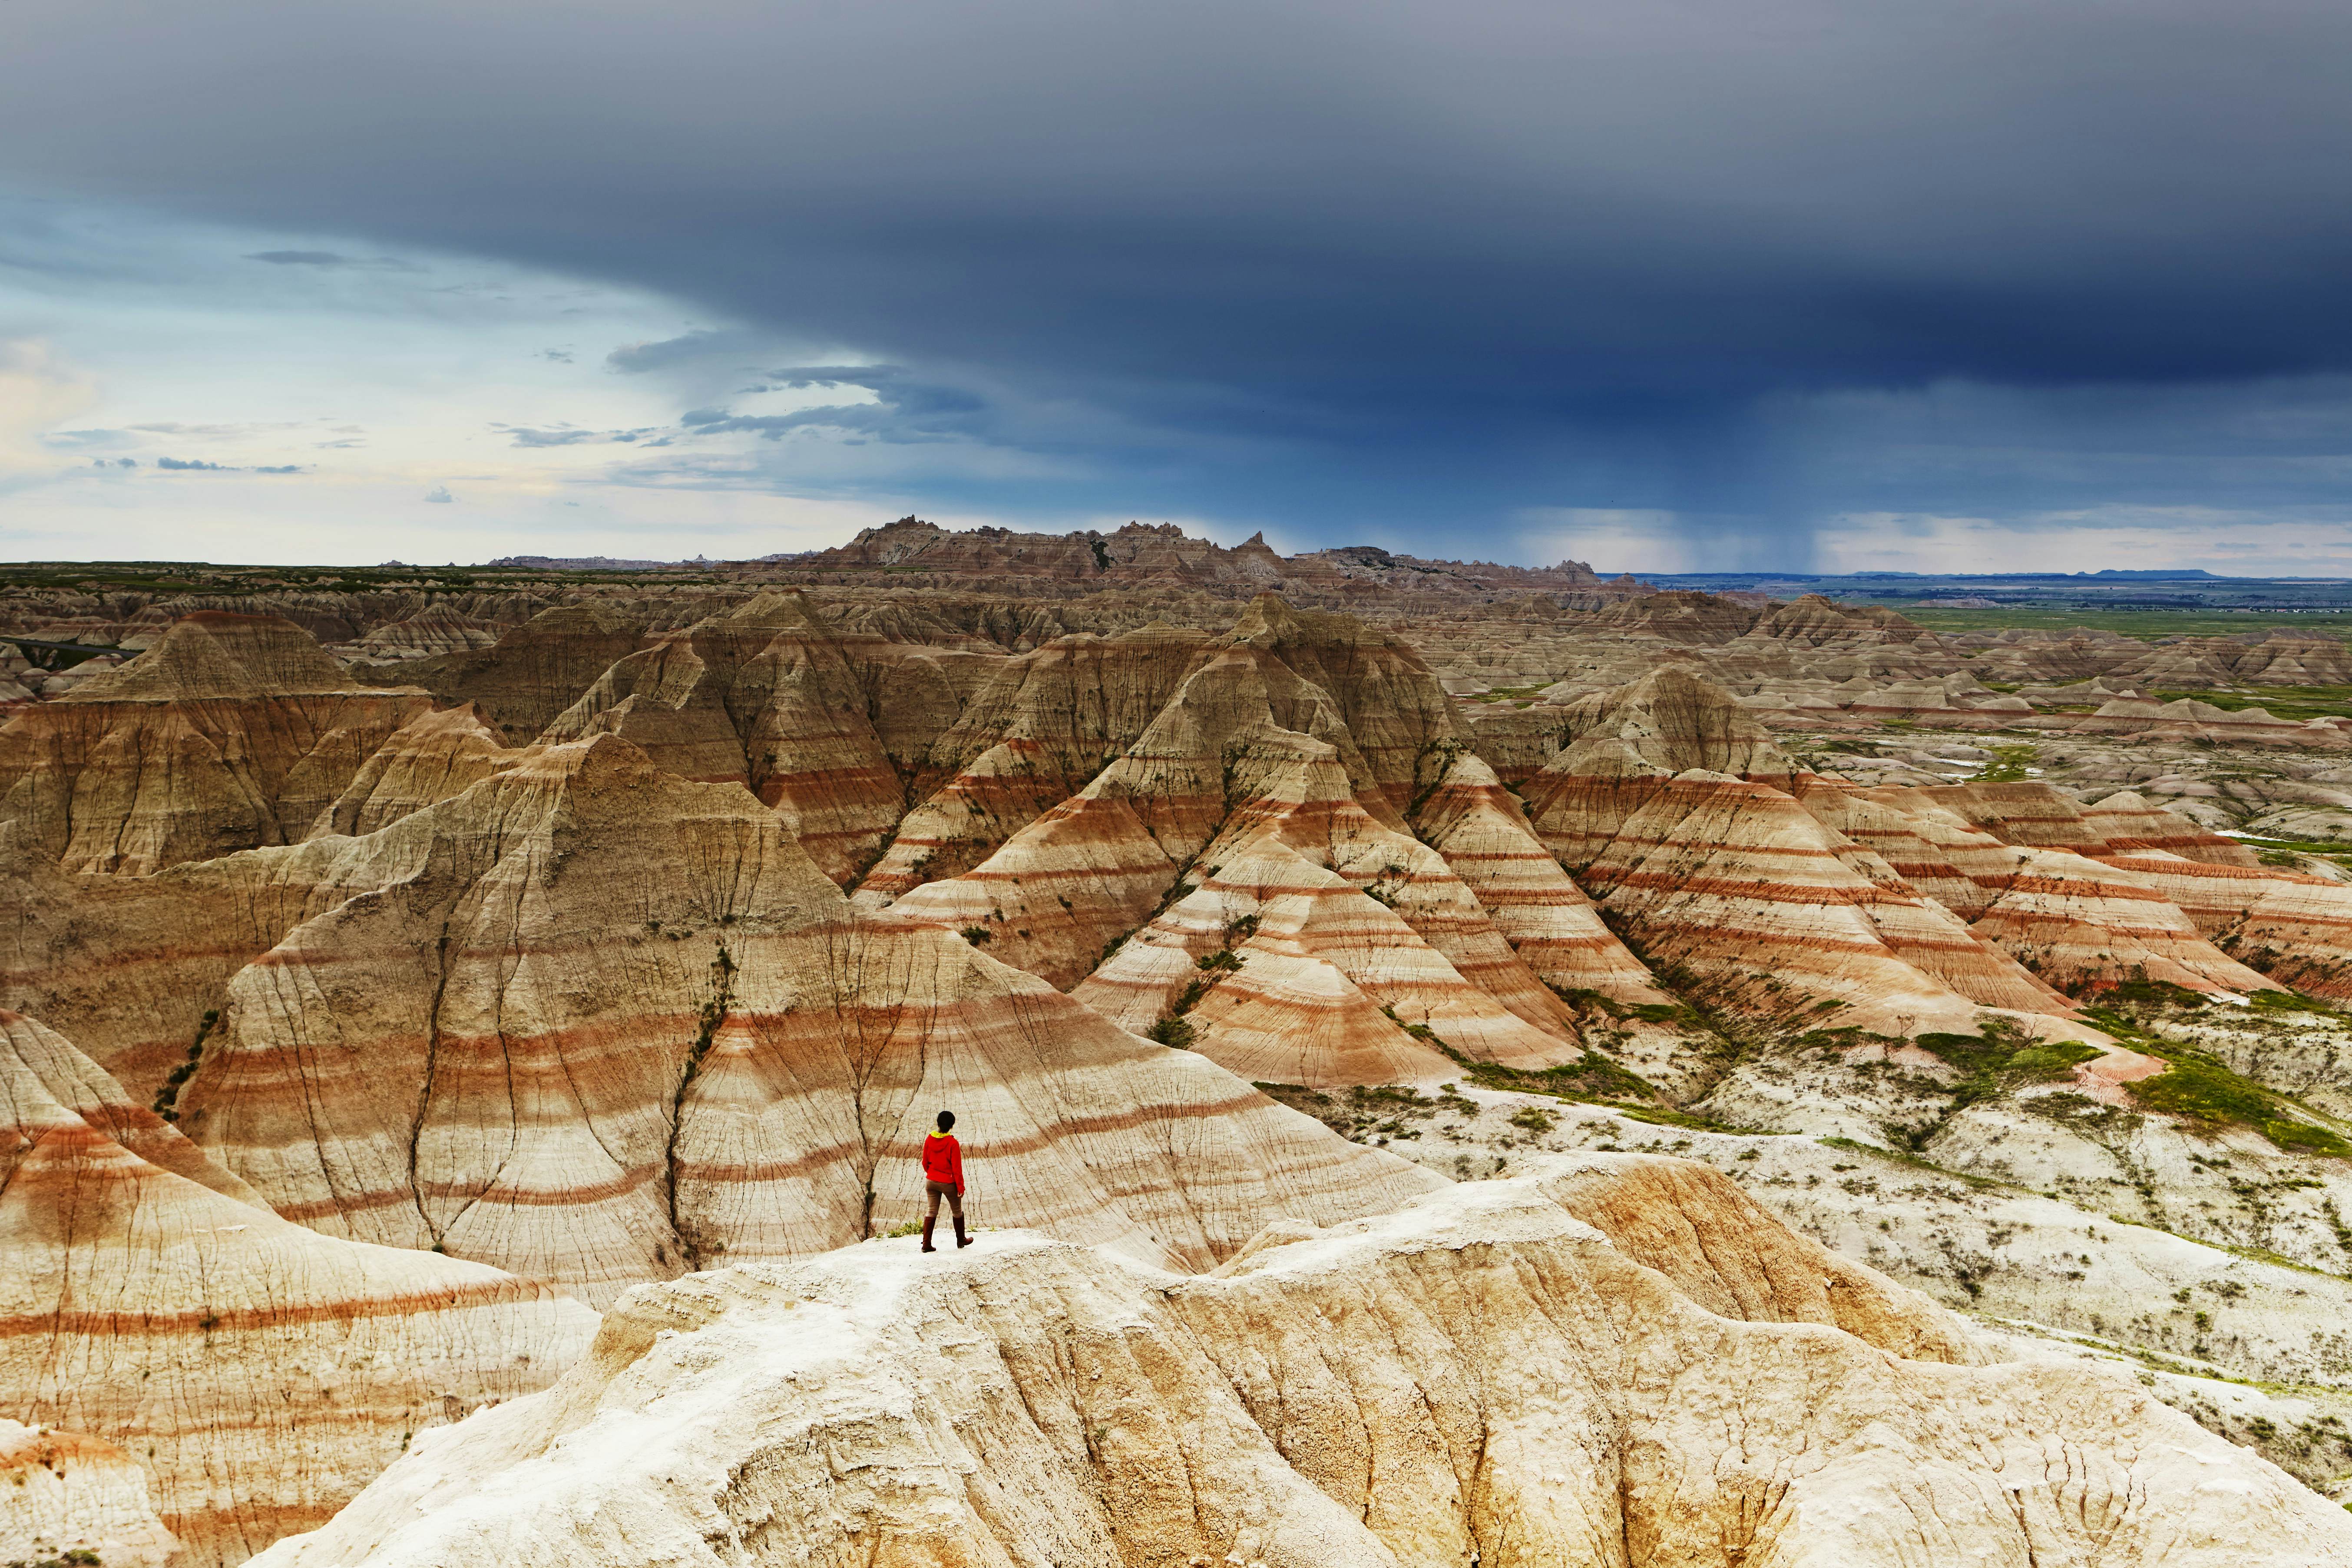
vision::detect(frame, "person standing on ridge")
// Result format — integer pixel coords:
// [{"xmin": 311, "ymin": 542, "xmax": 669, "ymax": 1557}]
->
[{"xmin": 920, "ymin": 1111, "xmax": 971, "ymax": 1253}]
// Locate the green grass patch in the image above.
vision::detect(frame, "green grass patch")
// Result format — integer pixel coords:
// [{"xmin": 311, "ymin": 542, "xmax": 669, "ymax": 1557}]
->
[
  {"xmin": 1451, "ymin": 1049, "xmax": 1659, "ymax": 1104},
  {"xmin": 1909, "ymin": 1026, "xmax": 2108, "ymax": 1114},
  {"xmin": 2121, "ymin": 1051, "xmax": 2352, "ymax": 1158},
  {"xmin": 1252, "ymin": 1081, "xmax": 1470, "ymax": 1140},
  {"xmin": 1446, "ymin": 1046, "xmax": 1773, "ymax": 1134},
  {"xmin": 1899, "ymin": 607, "xmax": 2352, "ymax": 642},
  {"xmin": 2229, "ymin": 833, "xmax": 2352, "ymax": 856},
  {"xmin": 1974, "ymin": 743, "xmax": 2038, "ymax": 783}
]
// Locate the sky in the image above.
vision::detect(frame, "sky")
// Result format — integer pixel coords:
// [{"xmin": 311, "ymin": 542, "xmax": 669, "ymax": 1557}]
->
[{"xmin": 3, "ymin": 0, "xmax": 2350, "ymax": 575}]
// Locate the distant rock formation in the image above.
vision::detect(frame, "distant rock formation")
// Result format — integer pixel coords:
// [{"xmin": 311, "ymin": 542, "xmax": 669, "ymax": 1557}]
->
[{"xmin": 0, "ymin": 613, "xmax": 429, "ymax": 873}]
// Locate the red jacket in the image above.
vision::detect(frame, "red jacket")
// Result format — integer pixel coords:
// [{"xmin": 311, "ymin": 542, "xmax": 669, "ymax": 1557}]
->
[{"xmin": 921, "ymin": 1132, "xmax": 963, "ymax": 1194}]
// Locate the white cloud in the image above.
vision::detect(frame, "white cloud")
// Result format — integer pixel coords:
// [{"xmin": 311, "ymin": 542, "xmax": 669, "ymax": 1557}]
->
[{"xmin": 0, "ymin": 337, "xmax": 97, "ymax": 480}]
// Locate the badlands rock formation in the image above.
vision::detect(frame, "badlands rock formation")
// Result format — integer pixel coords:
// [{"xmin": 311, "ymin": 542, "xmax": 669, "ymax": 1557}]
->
[
  {"xmin": 159, "ymin": 735, "xmax": 1436, "ymax": 1305},
  {"xmin": 0, "ymin": 1009, "xmax": 596, "ymax": 1565},
  {"xmin": 0, "ymin": 1420, "xmax": 179, "ymax": 1568},
  {"xmin": 257, "ymin": 1156, "xmax": 2352, "ymax": 1568},
  {"xmin": 0, "ymin": 613, "xmax": 428, "ymax": 873},
  {"xmin": 13, "ymin": 552, "xmax": 2352, "ymax": 1561}
]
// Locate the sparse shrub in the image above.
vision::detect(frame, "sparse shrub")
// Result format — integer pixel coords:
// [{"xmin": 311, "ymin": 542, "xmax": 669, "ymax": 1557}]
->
[
  {"xmin": 1145, "ymin": 1016, "xmax": 1196, "ymax": 1049},
  {"xmin": 959, "ymin": 925, "xmax": 992, "ymax": 945}
]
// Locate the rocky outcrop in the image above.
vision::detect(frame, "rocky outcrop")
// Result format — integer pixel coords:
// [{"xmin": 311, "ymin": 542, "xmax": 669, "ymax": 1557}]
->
[
  {"xmin": 358, "ymin": 603, "xmax": 649, "ymax": 743},
  {"xmin": 305, "ymin": 703, "xmax": 524, "ymax": 838},
  {"xmin": 0, "ymin": 1009, "xmax": 595, "ymax": 1567},
  {"xmin": 172, "ymin": 736, "xmax": 1436, "ymax": 1303},
  {"xmin": 1518, "ymin": 672, "xmax": 2072, "ymax": 1036},
  {"xmin": 0, "ymin": 613, "xmax": 430, "ymax": 873},
  {"xmin": 1964, "ymin": 847, "xmax": 2283, "ymax": 997},
  {"xmin": 2101, "ymin": 847, "xmax": 2352, "ymax": 1002},
  {"xmin": 2077, "ymin": 788, "xmax": 2263, "ymax": 864},
  {"xmin": 886, "ymin": 598, "xmax": 1464, "ymax": 987},
  {"xmin": 343, "ymin": 604, "xmax": 500, "ymax": 662},
  {"xmin": 540, "ymin": 592, "xmax": 926, "ymax": 881},
  {"xmin": 778, "ymin": 516, "xmax": 1644, "ymax": 608},
  {"xmin": 1072, "ymin": 794, "xmax": 1581, "ymax": 1085},
  {"xmin": 253, "ymin": 1155, "xmax": 2350, "ymax": 1568},
  {"xmin": 1408, "ymin": 750, "xmax": 1673, "ymax": 1008},
  {"xmin": 857, "ymin": 622, "xmax": 1209, "ymax": 902},
  {"xmin": 0, "ymin": 1420, "xmax": 179, "ymax": 1568},
  {"xmin": 2073, "ymin": 695, "xmax": 2350, "ymax": 748}
]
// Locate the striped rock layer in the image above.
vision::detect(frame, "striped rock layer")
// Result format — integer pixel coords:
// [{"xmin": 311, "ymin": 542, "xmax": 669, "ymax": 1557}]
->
[
  {"xmin": 2102, "ymin": 849, "xmax": 2352, "ymax": 1002},
  {"xmin": 1824, "ymin": 782, "xmax": 2313, "ymax": 999},
  {"xmin": 169, "ymin": 736, "xmax": 1436, "ymax": 1305},
  {"xmin": 352, "ymin": 602, "xmax": 650, "ymax": 744},
  {"xmin": 878, "ymin": 602, "xmax": 1459, "ymax": 986},
  {"xmin": 252, "ymin": 1155, "xmax": 2351, "ymax": 1568},
  {"xmin": 1517, "ymin": 677, "xmax": 2080, "ymax": 1039},
  {"xmin": 857, "ymin": 621, "xmax": 1211, "ymax": 902},
  {"xmin": 0, "ymin": 1010, "xmax": 595, "ymax": 1568},
  {"xmin": 539, "ymin": 591, "xmax": 927, "ymax": 883},
  {"xmin": 890, "ymin": 598, "xmax": 1610, "ymax": 1084},
  {"xmin": 0, "ymin": 613, "xmax": 430, "ymax": 874},
  {"xmin": 0, "ymin": 1419, "xmax": 178, "ymax": 1568}
]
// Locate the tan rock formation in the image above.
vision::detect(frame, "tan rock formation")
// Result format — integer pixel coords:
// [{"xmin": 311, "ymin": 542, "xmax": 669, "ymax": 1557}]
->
[
  {"xmin": 0, "ymin": 612, "xmax": 429, "ymax": 873},
  {"xmin": 1408, "ymin": 749, "xmax": 1672, "ymax": 1007},
  {"xmin": 540, "ymin": 592, "xmax": 915, "ymax": 881},
  {"xmin": 254, "ymin": 1155, "xmax": 2350, "ymax": 1568},
  {"xmin": 2101, "ymin": 847, "xmax": 2352, "ymax": 1002},
  {"xmin": 0, "ymin": 1009, "xmax": 595, "ymax": 1567},
  {"xmin": 1519, "ymin": 672, "xmax": 2069, "ymax": 1036},
  {"xmin": 305, "ymin": 702, "xmax": 525, "ymax": 837},
  {"xmin": 1965, "ymin": 847, "xmax": 2283, "ymax": 997},
  {"xmin": 172, "ymin": 736, "xmax": 1436, "ymax": 1303},
  {"xmin": 344, "ymin": 604, "xmax": 499, "ymax": 662},
  {"xmin": 2073, "ymin": 695, "xmax": 2348, "ymax": 747},
  {"xmin": 1073, "ymin": 818, "xmax": 1573, "ymax": 1085},
  {"xmin": 361, "ymin": 602, "xmax": 649, "ymax": 743},
  {"xmin": 857, "ymin": 622, "xmax": 1208, "ymax": 902},
  {"xmin": 2077, "ymin": 788, "xmax": 2263, "ymax": 864},
  {"xmin": 887, "ymin": 597, "xmax": 1463, "ymax": 988},
  {"xmin": 0, "ymin": 1421, "xmax": 179, "ymax": 1568}
]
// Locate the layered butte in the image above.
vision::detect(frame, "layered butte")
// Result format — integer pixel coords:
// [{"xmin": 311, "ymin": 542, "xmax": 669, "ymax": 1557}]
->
[
  {"xmin": 12, "ymin": 569, "xmax": 2352, "ymax": 1565},
  {"xmin": 162, "ymin": 735, "xmax": 1435, "ymax": 1303},
  {"xmin": 253, "ymin": 1156, "xmax": 2349, "ymax": 1568},
  {"xmin": 0, "ymin": 1009, "xmax": 595, "ymax": 1567},
  {"xmin": 0, "ymin": 613, "xmax": 428, "ymax": 874}
]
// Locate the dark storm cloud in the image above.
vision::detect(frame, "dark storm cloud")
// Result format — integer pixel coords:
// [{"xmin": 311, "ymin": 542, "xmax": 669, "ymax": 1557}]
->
[{"xmin": 11, "ymin": 0, "xmax": 2352, "ymax": 558}]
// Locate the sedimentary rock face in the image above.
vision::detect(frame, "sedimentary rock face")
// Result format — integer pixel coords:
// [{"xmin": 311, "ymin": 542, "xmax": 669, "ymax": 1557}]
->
[
  {"xmin": 251, "ymin": 1156, "xmax": 2352, "ymax": 1568},
  {"xmin": 16, "ymin": 562, "xmax": 2352, "ymax": 1565},
  {"xmin": 0, "ymin": 1420, "xmax": 179, "ymax": 1568},
  {"xmin": 0, "ymin": 1009, "xmax": 596, "ymax": 1568},
  {"xmin": 0, "ymin": 613, "xmax": 430, "ymax": 874},
  {"xmin": 166, "ymin": 735, "xmax": 1435, "ymax": 1303},
  {"xmin": 358, "ymin": 603, "xmax": 650, "ymax": 743}
]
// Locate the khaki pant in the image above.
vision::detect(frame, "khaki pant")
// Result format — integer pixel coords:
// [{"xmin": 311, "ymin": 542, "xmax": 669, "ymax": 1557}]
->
[{"xmin": 924, "ymin": 1179, "xmax": 963, "ymax": 1220}]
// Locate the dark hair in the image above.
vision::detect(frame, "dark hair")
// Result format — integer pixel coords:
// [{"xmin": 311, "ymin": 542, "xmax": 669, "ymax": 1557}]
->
[{"xmin": 936, "ymin": 1110, "xmax": 956, "ymax": 1131}]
